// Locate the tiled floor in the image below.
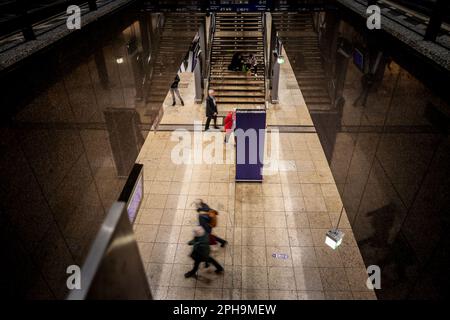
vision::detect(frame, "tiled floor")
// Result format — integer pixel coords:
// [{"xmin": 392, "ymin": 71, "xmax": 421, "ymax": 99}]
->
[{"xmin": 134, "ymin": 52, "xmax": 377, "ymax": 300}]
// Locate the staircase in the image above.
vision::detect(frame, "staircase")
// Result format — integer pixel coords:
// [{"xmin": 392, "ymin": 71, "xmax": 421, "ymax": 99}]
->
[
  {"xmin": 209, "ymin": 12, "xmax": 266, "ymax": 111},
  {"xmin": 144, "ymin": 13, "xmax": 204, "ymax": 118},
  {"xmin": 272, "ymin": 13, "xmax": 332, "ymax": 112}
]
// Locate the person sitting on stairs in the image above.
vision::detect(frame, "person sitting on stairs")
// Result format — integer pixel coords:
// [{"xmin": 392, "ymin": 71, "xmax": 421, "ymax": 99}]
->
[
  {"xmin": 246, "ymin": 53, "xmax": 258, "ymax": 77},
  {"xmin": 228, "ymin": 52, "xmax": 244, "ymax": 71}
]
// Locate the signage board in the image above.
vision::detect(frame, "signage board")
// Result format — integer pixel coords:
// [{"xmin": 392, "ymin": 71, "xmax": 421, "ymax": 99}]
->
[{"xmin": 235, "ymin": 109, "xmax": 266, "ymax": 182}]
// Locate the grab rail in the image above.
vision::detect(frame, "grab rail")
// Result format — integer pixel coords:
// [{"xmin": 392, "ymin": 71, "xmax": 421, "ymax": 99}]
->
[
  {"xmin": 262, "ymin": 12, "xmax": 269, "ymax": 107},
  {"xmin": 205, "ymin": 12, "xmax": 216, "ymax": 91}
]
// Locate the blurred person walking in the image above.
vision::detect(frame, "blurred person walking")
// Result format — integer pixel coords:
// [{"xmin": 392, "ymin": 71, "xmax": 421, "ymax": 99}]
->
[{"xmin": 185, "ymin": 226, "xmax": 224, "ymax": 278}]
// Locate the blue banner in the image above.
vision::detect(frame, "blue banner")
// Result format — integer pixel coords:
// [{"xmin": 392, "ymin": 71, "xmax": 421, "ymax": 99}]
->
[{"xmin": 235, "ymin": 109, "xmax": 266, "ymax": 182}]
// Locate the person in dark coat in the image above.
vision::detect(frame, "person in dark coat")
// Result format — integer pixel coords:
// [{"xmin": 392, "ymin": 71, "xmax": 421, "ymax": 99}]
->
[
  {"xmin": 194, "ymin": 199, "xmax": 228, "ymax": 247},
  {"xmin": 228, "ymin": 52, "xmax": 244, "ymax": 71},
  {"xmin": 184, "ymin": 226, "xmax": 224, "ymax": 278},
  {"xmin": 205, "ymin": 89, "xmax": 219, "ymax": 131},
  {"xmin": 170, "ymin": 74, "xmax": 184, "ymax": 106}
]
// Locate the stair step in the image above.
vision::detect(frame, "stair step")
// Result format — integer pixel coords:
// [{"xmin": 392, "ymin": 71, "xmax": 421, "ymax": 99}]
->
[
  {"xmin": 303, "ymin": 96, "xmax": 331, "ymax": 103},
  {"xmin": 299, "ymin": 90, "xmax": 329, "ymax": 97},
  {"xmin": 213, "ymin": 38, "xmax": 263, "ymax": 41},
  {"xmin": 297, "ymin": 74, "xmax": 326, "ymax": 79},
  {"xmin": 301, "ymin": 85, "xmax": 328, "ymax": 91},
  {"xmin": 216, "ymin": 97, "xmax": 266, "ymax": 103},
  {"xmin": 210, "ymin": 80, "xmax": 264, "ymax": 85},
  {"xmin": 214, "ymin": 36, "xmax": 263, "ymax": 40},
  {"xmin": 215, "ymin": 90, "xmax": 265, "ymax": 96},
  {"xmin": 210, "ymin": 72, "xmax": 262, "ymax": 78},
  {"xmin": 212, "ymin": 49, "xmax": 262, "ymax": 53},
  {"xmin": 212, "ymin": 47, "xmax": 263, "ymax": 51},
  {"xmin": 210, "ymin": 85, "xmax": 265, "ymax": 91},
  {"xmin": 216, "ymin": 21, "xmax": 262, "ymax": 24}
]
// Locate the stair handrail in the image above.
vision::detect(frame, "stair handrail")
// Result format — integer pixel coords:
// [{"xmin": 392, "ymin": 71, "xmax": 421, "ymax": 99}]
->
[
  {"xmin": 205, "ymin": 12, "xmax": 216, "ymax": 91},
  {"xmin": 142, "ymin": 13, "xmax": 165, "ymax": 105},
  {"xmin": 262, "ymin": 12, "xmax": 269, "ymax": 108}
]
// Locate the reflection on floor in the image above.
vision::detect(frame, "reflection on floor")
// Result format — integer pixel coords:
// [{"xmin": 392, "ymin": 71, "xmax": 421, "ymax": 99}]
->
[{"xmin": 133, "ymin": 52, "xmax": 377, "ymax": 300}]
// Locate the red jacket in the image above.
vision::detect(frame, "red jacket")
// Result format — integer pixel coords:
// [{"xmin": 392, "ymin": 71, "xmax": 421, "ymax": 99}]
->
[{"xmin": 224, "ymin": 112, "xmax": 234, "ymax": 130}]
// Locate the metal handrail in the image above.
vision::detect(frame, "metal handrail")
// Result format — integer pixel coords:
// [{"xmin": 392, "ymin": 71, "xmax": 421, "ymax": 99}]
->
[
  {"xmin": 142, "ymin": 13, "xmax": 164, "ymax": 105},
  {"xmin": 262, "ymin": 12, "xmax": 269, "ymax": 107},
  {"xmin": 205, "ymin": 12, "xmax": 216, "ymax": 91}
]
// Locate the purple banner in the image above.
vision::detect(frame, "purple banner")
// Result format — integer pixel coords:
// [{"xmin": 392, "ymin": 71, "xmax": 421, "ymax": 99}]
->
[{"xmin": 235, "ymin": 109, "xmax": 266, "ymax": 182}]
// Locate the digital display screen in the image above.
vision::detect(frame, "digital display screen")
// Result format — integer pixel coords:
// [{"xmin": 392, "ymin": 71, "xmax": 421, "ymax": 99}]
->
[
  {"xmin": 209, "ymin": 0, "xmax": 267, "ymax": 12},
  {"xmin": 118, "ymin": 163, "xmax": 144, "ymax": 224},
  {"xmin": 127, "ymin": 173, "xmax": 143, "ymax": 223}
]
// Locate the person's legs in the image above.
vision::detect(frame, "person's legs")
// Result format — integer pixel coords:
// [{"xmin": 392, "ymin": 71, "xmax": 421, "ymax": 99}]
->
[
  {"xmin": 213, "ymin": 115, "xmax": 218, "ymax": 129},
  {"xmin": 185, "ymin": 259, "xmax": 201, "ymax": 278},
  {"xmin": 175, "ymin": 88, "xmax": 184, "ymax": 106},
  {"xmin": 208, "ymin": 256, "xmax": 224, "ymax": 272},
  {"xmin": 224, "ymin": 130, "xmax": 231, "ymax": 143},
  {"xmin": 212, "ymin": 234, "xmax": 228, "ymax": 247},
  {"xmin": 170, "ymin": 88, "xmax": 176, "ymax": 106},
  {"xmin": 205, "ymin": 117, "xmax": 211, "ymax": 131}
]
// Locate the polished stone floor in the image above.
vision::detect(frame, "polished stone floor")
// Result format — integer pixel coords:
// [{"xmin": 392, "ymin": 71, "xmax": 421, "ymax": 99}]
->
[{"xmin": 133, "ymin": 52, "xmax": 377, "ymax": 300}]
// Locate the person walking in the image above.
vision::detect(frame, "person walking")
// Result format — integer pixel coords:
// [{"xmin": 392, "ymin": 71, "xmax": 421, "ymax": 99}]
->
[
  {"xmin": 185, "ymin": 226, "xmax": 224, "ymax": 278},
  {"xmin": 194, "ymin": 199, "xmax": 228, "ymax": 247},
  {"xmin": 170, "ymin": 74, "xmax": 184, "ymax": 106},
  {"xmin": 205, "ymin": 89, "xmax": 219, "ymax": 131},
  {"xmin": 223, "ymin": 109, "xmax": 236, "ymax": 144}
]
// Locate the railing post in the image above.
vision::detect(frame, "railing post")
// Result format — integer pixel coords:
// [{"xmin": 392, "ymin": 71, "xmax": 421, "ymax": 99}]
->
[
  {"xmin": 15, "ymin": 0, "xmax": 35, "ymax": 41},
  {"xmin": 424, "ymin": 0, "xmax": 445, "ymax": 42},
  {"xmin": 271, "ymin": 50, "xmax": 280, "ymax": 104}
]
